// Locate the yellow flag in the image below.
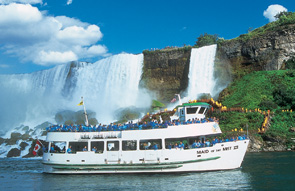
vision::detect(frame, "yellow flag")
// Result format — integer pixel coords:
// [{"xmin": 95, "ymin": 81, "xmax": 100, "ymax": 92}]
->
[{"xmin": 77, "ymin": 101, "xmax": 83, "ymax": 106}]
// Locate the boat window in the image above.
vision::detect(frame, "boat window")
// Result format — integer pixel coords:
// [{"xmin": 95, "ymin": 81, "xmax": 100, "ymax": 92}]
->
[
  {"xmin": 186, "ymin": 107, "xmax": 198, "ymax": 114},
  {"xmin": 50, "ymin": 141, "xmax": 66, "ymax": 153},
  {"xmin": 165, "ymin": 138, "xmax": 189, "ymax": 149},
  {"xmin": 198, "ymin": 107, "xmax": 206, "ymax": 114},
  {"xmin": 122, "ymin": 140, "xmax": 137, "ymax": 151},
  {"xmin": 139, "ymin": 139, "xmax": 162, "ymax": 150},
  {"xmin": 69, "ymin": 142, "xmax": 88, "ymax": 153},
  {"xmin": 43, "ymin": 142, "xmax": 49, "ymax": 153},
  {"xmin": 91, "ymin": 141, "xmax": 104, "ymax": 153},
  {"xmin": 107, "ymin": 141, "xmax": 119, "ymax": 151}
]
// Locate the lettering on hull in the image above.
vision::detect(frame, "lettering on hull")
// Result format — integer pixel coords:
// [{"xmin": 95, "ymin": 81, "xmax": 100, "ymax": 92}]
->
[
  {"xmin": 223, "ymin": 147, "xmax": 232, "ymax": 151},
  {"xmin": 197, "ymin": 150, "xmax": 209, "ymax": 154}
]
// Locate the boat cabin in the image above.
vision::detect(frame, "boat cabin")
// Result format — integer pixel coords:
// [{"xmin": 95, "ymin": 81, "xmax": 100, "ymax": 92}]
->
[{"xmin": 176, "ymin": 102, "xmax": 211, "ymax": 123}]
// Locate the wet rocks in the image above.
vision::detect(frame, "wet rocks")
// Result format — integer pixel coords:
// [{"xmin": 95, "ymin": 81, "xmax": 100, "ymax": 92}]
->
[
  {"xmin": 7, "ymin": 148, "xmax": 21, "ymax": 157},
  {"xmin": 19, "ymin": 142, "xmax": 29, "ymax": 150}
]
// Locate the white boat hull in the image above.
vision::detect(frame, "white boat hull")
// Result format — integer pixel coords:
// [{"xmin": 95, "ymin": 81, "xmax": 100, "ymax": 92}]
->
[{"xmin": 43, "ymin": 140, "xmax": 249, "ymax": 174}]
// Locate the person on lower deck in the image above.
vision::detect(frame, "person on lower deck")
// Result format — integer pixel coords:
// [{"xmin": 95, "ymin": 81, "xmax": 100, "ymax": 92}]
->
[
  {"xmin": 192, "ymin": 140, "xmax": 198, "ymax": 148},
  {"xmin": 178, "ymin": 141, "xmax": 184, "ymax": 149},
  {"xmin": 67, "ymin": 146, "xmax": 72, "ymax": 153},
  {"xmin": 82, "ymin": 146, "xmax": 87, "ymax": 151},
  {"xmin": 50, "ymin": 145, "xmax": 55, "ymax": 153},
  {"xmin": 92, "ymin": 146, "xmax": 97, "ymax": 152}
]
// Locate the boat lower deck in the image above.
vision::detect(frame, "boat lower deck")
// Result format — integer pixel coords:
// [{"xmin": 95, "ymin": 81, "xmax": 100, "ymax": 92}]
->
[{"xmin": 43, "ymin": 140, "xmax": 249, "ymax": 174}]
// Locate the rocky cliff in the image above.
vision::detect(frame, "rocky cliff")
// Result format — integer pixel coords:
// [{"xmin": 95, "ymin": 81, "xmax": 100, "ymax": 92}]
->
[
  {"xmin": 218, "ymin": 24, "xmax": 295, "ymax": 79},
  {"xmin": 140, "ymin": 24, "xmax": 295, "ymax": 103},
  {"xmin": 140, "ymin": 47, "xmax": 191, "ymax": 102}
]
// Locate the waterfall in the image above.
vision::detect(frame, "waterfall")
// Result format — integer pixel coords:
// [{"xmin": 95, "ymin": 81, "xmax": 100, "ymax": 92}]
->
[
  {"xmin": 185, "ymin": 44, "xmax": 217, "ymax": 100},
  {"xmin": 72, "ymin": 53, "xmax": 144, "ymax": 122},
  {"xmin": 0, "ymin": 53, "xmax": 144, "ymax": 134}
]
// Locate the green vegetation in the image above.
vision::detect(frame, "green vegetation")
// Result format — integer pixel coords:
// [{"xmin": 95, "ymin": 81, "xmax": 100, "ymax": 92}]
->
[
  {"xmin": 142, "ymin": 46, "xmax": 192, "ymax": 55},
  {"xmin": 285, "ymin": 57, "xmax": 295, "ymax": 69},
  {"xmin": 193, "ymin": 33, "xmax": 218, "ymax": 48},
  {"xmin": 233, "ymin": 11, "xmax": 295, "ymax": 42},
  {"xmin": 218, "ymin": 69, "xmax": 295, "ymax": 146},
  {"xmin": 214, "ymin": 111, "xmax": 264, "ymax": 133},
  {"xmin": 266, "ymin": 111, "xmax": 295, "ymax": 148},
  {"xmin": 151, "ymin": 100, "xmax": 166, "ymax": 111},
  {"xmin": 114, "ymin": 107, "xmax": 141, "ymax": 123},
  {"xmin": 220, "ymin": 70, "xmax": 295, "ymax": 110}
]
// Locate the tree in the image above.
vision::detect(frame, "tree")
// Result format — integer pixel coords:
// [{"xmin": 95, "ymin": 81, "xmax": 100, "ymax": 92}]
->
[{"xmin": 194, "ymin": 33, "xmax": 218, "ymax": 48}]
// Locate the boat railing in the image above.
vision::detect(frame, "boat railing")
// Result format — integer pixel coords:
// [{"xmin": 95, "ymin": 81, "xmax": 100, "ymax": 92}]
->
[{"xmin": 45, "ymin": 117, "xmax": 219, "ymax": 133}]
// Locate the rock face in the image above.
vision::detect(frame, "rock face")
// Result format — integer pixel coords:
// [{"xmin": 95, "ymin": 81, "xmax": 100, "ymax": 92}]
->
[
  {"xmin": 247, "ymin": 135, "xmax": 288, "ymax": 152},
  {"xmin": 7, "ymin": 148, "xmax": 21, "ymax": 157},
  {"xmin": 218, "ymin": 24, "xmax": 295, "ymax": 79},
  {"xmin": 140, "ymin": 47, "xmax": 191, "ymax": 102}
]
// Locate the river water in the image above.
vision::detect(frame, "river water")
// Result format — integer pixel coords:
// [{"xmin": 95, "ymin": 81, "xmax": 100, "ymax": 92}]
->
[{"xmin": 0, "ymin": 152, "xmax": 294, "ymax": 191}]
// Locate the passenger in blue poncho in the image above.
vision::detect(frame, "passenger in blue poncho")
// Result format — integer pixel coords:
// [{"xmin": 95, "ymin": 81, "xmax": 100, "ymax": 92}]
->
[
  {"xmin": 153, "ymin": 144, "xmax": 158, "ymax": 150},
  {"xmin": 192, "ymin": 140, "xmax": 198, "ymax": 148},
  {"xmin": 178, "ymin": 141, "xmax": 185, "ymax": 149},
  {"xmin": 50, "ymin": 145, "xmax": 55, "ymax": 153},
  {"xmin": 67, "ymin": 146, "xmax": 72, "ymax": 153},
  {"xmin": 92, "ymin": 146, "xmax": 97, "ymax": 153},
  {"xmin": 82, "ymin": 146, "xmax": 87, "ymax": 151}
]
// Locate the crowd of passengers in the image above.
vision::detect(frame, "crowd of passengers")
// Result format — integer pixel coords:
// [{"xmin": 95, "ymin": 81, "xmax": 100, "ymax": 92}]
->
[
  {"xmin": 188, "ymin": 135, "xmax": 248, "ymax": 149},
  {"xmin": 46, "ymin": 117, "xmax": 220, "ymax": 132}
]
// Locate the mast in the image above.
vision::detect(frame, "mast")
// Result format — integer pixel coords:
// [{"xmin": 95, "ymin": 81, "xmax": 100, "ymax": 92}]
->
[
  {"xmin": 176, "ymin": 94, "xmax": 182, "ymax": 105},
  {"xmin": 81, "ymin": 97, "xmax": 89, "ymax": 126}
]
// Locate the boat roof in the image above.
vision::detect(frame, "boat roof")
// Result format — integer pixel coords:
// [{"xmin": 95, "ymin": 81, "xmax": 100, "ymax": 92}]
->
[{"xmin": 176, "ymin": 102, "xmax": 211, "ymax": 108}]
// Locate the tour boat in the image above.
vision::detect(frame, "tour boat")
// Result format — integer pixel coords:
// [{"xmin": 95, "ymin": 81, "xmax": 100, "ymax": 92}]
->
[{"xmin": 42, "ymin": 101, "xmax": 249, "ymax": 174}]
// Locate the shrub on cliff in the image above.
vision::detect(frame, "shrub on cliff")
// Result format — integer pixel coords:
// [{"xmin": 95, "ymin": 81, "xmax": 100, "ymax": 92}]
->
[
  {"xmin": 151, "ymin": 100, "xmax": 166, "ymax": 111},
  {"xmin": 285, "ymin": 57, "xmax": 295, "ymax": 69},
  {"xmin": 194, "ymin": 33, "xmax": 218, "ymax": 48},
  {"xmin": 235, "ymin": 11, "xmax": 295, "ymax": 42},
  {"xmin": 114, "ymin": 107, "xmax": 141, "ymax": 123},
  {"xmin": 273, "ymin": 85, "xmax": 295, "ymax": 110}
]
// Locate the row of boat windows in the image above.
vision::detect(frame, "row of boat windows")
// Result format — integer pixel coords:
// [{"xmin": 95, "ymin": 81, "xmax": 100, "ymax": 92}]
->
[
  {"xmin": 46, "ymin": 135, "xmax": 245, "ymax": 154},
  {"xmin": 48, "ymin": 139, "xmax": 163, "ymax": 154}
]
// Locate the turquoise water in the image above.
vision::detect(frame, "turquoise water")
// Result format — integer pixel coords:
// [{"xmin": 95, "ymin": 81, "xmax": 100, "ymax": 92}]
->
[{"xmin": 0, "ymin": 152, "xmax": 294, "ymax": 191}]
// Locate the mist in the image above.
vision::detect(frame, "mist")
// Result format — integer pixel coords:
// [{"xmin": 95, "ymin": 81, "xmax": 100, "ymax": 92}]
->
[{"xmin": 0, "ymin": 53, "xmax": 152, "ymax": 135}]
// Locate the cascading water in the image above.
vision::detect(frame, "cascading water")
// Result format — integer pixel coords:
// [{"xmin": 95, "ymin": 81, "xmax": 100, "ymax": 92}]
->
[
  {"xmin": 185, "ymin": 44, "xmax": 217, "ymax": 101},
  {"xmin": 72, "ymin": 53, "xmax": 144, "ymax": 123},
  {"xmin": 0, "ymin": 53, "xmax": 145, "ymax": 135}
]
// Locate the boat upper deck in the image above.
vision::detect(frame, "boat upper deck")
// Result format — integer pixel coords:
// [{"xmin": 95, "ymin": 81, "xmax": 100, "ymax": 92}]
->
[{"xmin": 46, "ymin": 121, "xmax": 221, "ymax": 142}]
